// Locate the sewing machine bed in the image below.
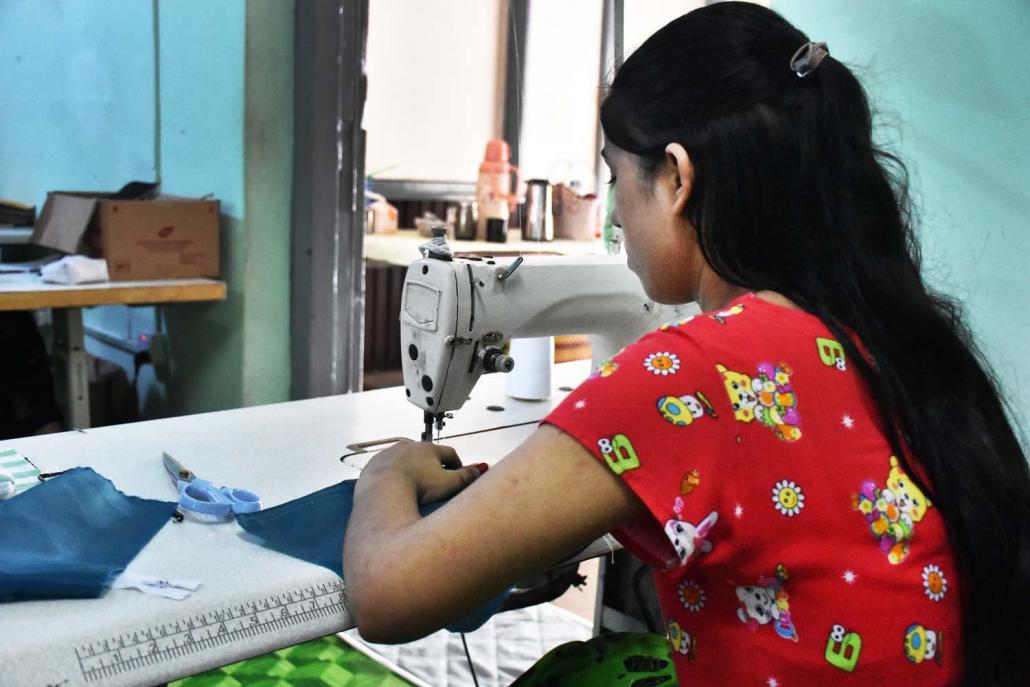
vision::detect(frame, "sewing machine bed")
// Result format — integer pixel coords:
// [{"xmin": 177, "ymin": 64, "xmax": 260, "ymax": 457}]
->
[{"xmin": 0, "ymin": 361, "xmax": 590, "ymax": 687}]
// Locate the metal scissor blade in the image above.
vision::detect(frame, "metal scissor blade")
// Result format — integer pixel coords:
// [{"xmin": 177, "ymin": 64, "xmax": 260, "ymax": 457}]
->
[{"xmin": 162, "ymin": 452, "xmax": 194, "ymax": 483}]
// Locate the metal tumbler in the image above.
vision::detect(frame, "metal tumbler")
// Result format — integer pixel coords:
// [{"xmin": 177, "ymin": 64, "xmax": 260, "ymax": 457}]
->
[
  {"xmin": 454, "ymin": 201, "xmax": 478, "ymax": 241},
  {"xmin": 522, "ymin": 179, "xmax": 553, "ymax": 241}
]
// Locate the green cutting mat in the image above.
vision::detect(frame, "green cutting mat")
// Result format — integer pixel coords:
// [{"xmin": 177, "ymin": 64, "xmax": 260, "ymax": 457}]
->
[{"xmin": 170, "ymin": 634, "xmax": 415, "ymax": 687}]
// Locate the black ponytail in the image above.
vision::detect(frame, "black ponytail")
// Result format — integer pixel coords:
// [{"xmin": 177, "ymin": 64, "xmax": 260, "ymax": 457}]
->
[{"xmin": 602, "ymin": 3, "xmax": 1030, "ymax": 684}]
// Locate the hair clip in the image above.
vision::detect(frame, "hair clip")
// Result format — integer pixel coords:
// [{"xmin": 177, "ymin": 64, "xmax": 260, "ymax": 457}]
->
[{"xmin": 789, "ymin": 41, "xmax": 829, "ymax": 78}]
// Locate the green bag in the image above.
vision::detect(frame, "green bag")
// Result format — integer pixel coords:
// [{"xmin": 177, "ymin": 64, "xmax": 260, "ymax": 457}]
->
[{"xmin": 511, "ymin": 632, "xmax": 678, "ymax": 687}]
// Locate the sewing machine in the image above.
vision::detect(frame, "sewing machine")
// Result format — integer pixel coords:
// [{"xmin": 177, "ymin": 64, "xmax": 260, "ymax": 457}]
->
[{"xmin": 400, "ymin": 231, "xmax": 697, "ymax": 440}]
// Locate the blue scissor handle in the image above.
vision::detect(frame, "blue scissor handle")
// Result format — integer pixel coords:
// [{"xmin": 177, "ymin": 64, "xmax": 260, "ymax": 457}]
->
[
  {"xmin": 177, "ymin": 478, "xmax": 262, "ymax": 517},
  {"xmin": 222, "ymin": 486, "xmax": 261, "ymax": 514}
]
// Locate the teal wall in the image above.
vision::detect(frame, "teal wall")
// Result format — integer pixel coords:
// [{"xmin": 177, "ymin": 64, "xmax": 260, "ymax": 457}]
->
[
  {"xmin": 0, "ymin": 0, "xmax": 293, "ymax": 419},
  {"xmin": 156, "ymin": 0, "xmax": 248, "ymax": 414},
  {"xmin": 0, "ymin": 1, "xmax": 156, "ymax": 199},
  {"xmin": 773, "ymin": 0, "xmax": 1030, "ymax": 437}
]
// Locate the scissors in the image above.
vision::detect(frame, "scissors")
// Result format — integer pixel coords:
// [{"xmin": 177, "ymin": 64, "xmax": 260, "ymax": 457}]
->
[{"xmin": 162, "ymin": 452, "xmax": 261, "ymax": 519}]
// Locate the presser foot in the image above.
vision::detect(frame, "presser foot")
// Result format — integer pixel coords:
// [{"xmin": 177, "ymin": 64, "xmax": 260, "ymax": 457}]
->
[{"xmin": 421, "ymin": 411, "xmax": 451, "ymax": 442}]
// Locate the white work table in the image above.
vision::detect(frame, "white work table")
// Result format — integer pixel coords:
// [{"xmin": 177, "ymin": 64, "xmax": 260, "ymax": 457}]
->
[{"xmin": 1, "ymin": 361, "xmax": 594, "ymax": 687}]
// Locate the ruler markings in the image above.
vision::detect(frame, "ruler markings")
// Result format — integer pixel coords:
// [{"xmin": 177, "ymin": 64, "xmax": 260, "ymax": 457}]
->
[{"xmin": 74, "ymin": 581, "xmax": 347, "ymax": 682}]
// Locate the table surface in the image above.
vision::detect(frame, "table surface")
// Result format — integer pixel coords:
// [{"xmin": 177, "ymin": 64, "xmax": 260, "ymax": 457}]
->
[
  {"xmin": 0, "ymin": 273, "xmax": 226, "ymax": 311},
  {"xmin": 1, "ymin": 360, "xmax": 592, "ymax": 687},
  {"xmin": 365, "ymin": 229, "xmax": 608, "ymax": 267}
]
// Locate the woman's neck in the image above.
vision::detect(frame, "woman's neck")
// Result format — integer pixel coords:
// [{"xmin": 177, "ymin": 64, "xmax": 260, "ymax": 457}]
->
[
  {"xmin": 695, "ymin": 271, "xmax": 800, "ymax": 312},
  {"xmin": 695, "ymin": 270, "xmax": 749, "ymax": 311}
]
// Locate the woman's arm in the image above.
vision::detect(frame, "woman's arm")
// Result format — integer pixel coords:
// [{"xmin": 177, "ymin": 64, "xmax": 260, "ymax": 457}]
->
[{"xmin": 343, "ymin": 424, "xmax": 646, "ymax": 643}]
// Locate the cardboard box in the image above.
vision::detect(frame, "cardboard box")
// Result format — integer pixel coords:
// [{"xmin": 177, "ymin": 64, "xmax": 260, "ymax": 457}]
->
[{"xmin": 32, "ymin": 192, "xmax": 220, "ymax": 281}]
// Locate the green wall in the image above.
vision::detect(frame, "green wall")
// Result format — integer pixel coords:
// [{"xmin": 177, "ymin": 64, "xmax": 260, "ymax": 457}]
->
[
  {"xmin": 242, "ymin": 0, "xmax": 294, "ymax": 408},
  {"xmin": 156, "ymin": 0, "xmax": 293, "ymax": 414},
  {"xmin": 0, "ymin": 0, "xmax": 293, "ymax": 419},
  {"xmin": 156, "ymin": 0, "xmax": 248, "ymax": 414},
  {"xmin": 773, "ymin": 0, "xmax": 1030, "ymax": 438}
]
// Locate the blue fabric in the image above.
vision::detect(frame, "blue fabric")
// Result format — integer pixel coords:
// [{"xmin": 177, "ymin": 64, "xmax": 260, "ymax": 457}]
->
[
  {"xmin": 237, "ymin": 479, "xmax": 512, "ymax": 633},
  {"xmin": 0, "ymin": 467, "xmax": 177, "ymax": 602}
]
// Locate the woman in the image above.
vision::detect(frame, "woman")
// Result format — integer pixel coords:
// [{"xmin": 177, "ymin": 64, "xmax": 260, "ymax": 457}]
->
[{"xmin": 344, "ymin": 3, "xmax": 1030, "ymax": 684}]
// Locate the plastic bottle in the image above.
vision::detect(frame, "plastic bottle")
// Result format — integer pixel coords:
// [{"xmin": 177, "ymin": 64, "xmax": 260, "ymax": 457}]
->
[
  {"xmin": 475, "ymin": 139, "xmax": 521, "ymax": 242},
  {"xmin": 366, "ymin": 192, "xmax": 398, "ymax": 233}
]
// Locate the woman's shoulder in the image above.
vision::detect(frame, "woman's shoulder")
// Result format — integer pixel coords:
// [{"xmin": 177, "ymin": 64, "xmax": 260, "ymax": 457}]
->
[{"xmin": 644, "ymin": 292, "xmax": 818, "ymax": 348}]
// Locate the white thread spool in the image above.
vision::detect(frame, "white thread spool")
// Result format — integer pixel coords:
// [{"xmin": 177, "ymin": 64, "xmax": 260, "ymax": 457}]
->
[{"xmin": 505, "ymin": 337, "xmax": 554, "ymax": 401}]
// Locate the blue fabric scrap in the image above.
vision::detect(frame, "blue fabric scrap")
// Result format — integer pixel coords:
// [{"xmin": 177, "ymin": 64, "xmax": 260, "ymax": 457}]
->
[
  {"xmin": 0, "ymin": 466, "xmax": 177, "ymax": 602},
  {"xmin": 237, "ymin": 479, "xmax": 512, "ymax": 633}
]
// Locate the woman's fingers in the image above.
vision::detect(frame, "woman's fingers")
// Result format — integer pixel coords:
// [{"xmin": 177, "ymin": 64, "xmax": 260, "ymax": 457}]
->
[
  {"xmin": 422, "ymin": 463, "xmax": 485, "ymax": 504},
  {"xmin": 434, "ymin": 444, "xmax": 462, "ymax": 469}
]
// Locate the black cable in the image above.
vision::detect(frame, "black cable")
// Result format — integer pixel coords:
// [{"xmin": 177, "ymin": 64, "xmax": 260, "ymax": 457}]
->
[{"xmin": 461, "ymin": 632, "xmax": 480, "ymax": 687}]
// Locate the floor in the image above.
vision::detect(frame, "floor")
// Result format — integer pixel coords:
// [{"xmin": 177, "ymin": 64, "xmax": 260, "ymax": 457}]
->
[{"xmin": 550, "ymin": 558, "xmax": 599, "ymax": 623}]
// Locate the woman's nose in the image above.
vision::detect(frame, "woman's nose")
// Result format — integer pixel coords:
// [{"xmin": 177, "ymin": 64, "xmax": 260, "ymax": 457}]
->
[{"xmin": 610, "ymin": 205, "xmax": 621, "ymax": 228}]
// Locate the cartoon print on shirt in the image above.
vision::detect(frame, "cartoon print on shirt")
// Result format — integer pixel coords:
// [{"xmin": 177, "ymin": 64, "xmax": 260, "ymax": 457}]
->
[
  {"xmin": 666, "ymin": 619, "xmax": 697, "ymax": 662},
  {"xmin": 717, "ymin": 365, "xmax": 757, "ymax": 422},
  {"xmin": 657, "ymin": 390, "xmax": 717, "ymax": 426},
  {"xmin": 590, "ymin": 359, "xmax": 619, "ymax": 379},
  {"xmin": 922, "ymin": 564, "xmax": 948, "ymax": 602},
  {"xmin": 709, "ymin": 303, "xmax": 745, "ymax": 324},
  {"xmin": 852, "ymin": 455, "xmax": 933, "ymax": 564},
  {"xmin": 716, "ymin": 362, "xmax": 802, "ymax": 441},
  {"xmin": 664, "ymin": 510, "xmax": 718, "ymax": 566},
  {"xmin": 598, "ymin": 434, "xmax": 640, "ymax": 475},
  {"xmin": 904, "ymin": 623, "xmax": 943, "ymax": 665},
  {"xmin": 825, "ymin": 623, "xmax": 863, "ymax": 672},
  {"xmin": 644, "ymin": 352, "xmax": 681, "ymax": 376},
  {"xmin": 753, "ymin": 362, "xmax": 802, "ymax": 441},
  {"xmin": 677, "ymin": 579, "xmax": 706, "ymax": 612},
  {"xmin": 816, "ymin": 336, "xmax": 848, "ymax": 371},
  {"xmin": 735, "ymin": 564, "xmax": 798, "ymax": 642},
  {"xmin": 772, "ymin": 479, "xmax": 805, "ymax": 517},
  {"xmin": 681, "ymin": 469, "xmax": 701, "ymax": 495},
  {"xmin": 660, "ymin": 315, "xmax": 696, "ymax": 331}
]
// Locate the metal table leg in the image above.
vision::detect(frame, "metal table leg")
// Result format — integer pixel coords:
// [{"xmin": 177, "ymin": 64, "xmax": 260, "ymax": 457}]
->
[{"xmin": 52, "ymin": 308, "xmax": 91, "ymax": 429}]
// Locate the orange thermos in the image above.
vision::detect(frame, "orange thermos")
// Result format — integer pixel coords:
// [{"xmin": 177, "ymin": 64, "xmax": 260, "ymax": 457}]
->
[{"xmin": 475, "ymin": 139, "xmax": 521, "ymax": 242}]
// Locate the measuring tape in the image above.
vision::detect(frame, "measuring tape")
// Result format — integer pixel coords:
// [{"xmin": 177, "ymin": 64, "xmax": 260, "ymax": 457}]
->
[{"xmin": 73, "ymin": 580, "xmax": 346, "ymax": 683}]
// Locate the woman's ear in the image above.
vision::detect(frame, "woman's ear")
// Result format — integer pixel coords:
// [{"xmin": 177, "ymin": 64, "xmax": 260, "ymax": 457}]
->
[{"xmin": 665, "ymin": 143, "xmax": 693, "ymax": 214}]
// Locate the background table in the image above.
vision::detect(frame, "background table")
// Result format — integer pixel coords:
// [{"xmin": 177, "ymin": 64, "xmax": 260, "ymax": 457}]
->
[
  {"xmin": 0, "ymin": 360, "xmax": 594, "ymax": 687},
  {"xmin": 364, "ymin": 228, "xmax": 606, "ymax": 267},
  {"xmin": 0, "ymin": 274, "xmax": 226, "ymax": 428}
]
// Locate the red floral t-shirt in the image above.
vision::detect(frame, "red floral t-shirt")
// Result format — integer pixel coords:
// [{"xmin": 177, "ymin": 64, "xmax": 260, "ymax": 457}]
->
[{"xmin": 544, "ymin": 293, "xmax": 962, "ymax": 685}]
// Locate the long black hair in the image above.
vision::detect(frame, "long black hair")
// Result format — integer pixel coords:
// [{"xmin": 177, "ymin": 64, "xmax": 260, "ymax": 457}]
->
[{"xmin": 601, "ymin": 3, "xmax": 1030, "ymax": 684}]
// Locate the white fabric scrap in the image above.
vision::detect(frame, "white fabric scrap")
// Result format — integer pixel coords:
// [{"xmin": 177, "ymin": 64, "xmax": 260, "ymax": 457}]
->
[
  {"xmin": 40, "ymin": 256, "xmax": 109, "ymax": 285},
  {"xmin": 0, "ymin": 468, "xmax": 15, "ymax": 499},
  {"xmin": 0, "ymin": 449, "xmax": 41, "ymax": 498},
  {"xmin": 344, "ymin": 603, "xmax": 593, "ymax": 687},
  {"xmin": 110, "ymin": 573, "xmax": 202, "ymax": 601}
]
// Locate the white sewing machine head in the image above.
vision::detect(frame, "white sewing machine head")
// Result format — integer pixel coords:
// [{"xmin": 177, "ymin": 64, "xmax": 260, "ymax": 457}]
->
[{"xmin": 399, "ymin": 231, "xmax": 697, "ymax": 439}]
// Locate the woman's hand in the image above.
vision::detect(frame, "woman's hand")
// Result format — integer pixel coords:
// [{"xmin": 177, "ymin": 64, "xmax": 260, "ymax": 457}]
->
[
  {"xmin": 358, "ymin": 439, "xmax": 488, "ymax": 505},
  {"xmin": 345, "ymin": 426, "xmax": 645, "ymax": 643}
]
